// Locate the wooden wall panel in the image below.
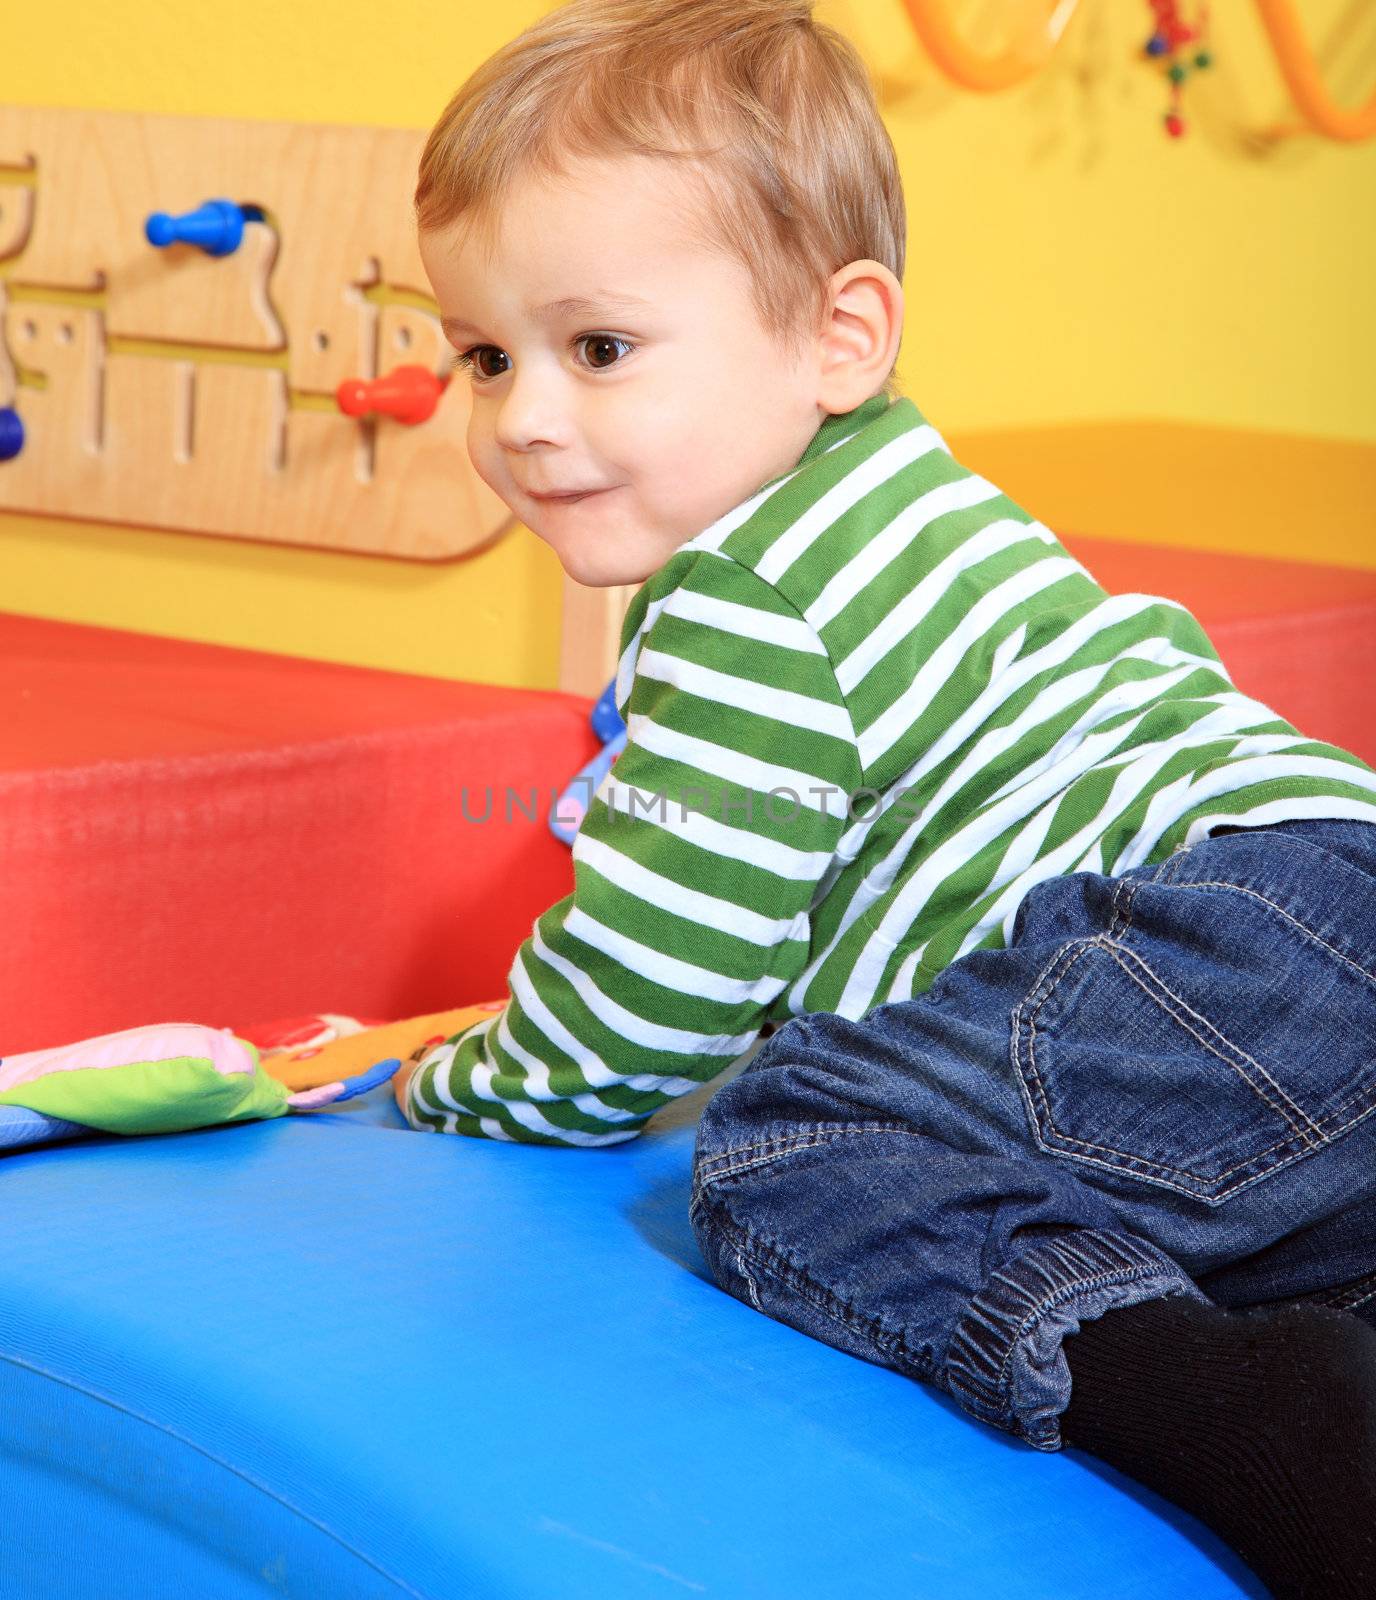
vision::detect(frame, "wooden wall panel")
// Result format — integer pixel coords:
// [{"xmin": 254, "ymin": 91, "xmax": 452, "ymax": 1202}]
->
[{"xmin": 0, "ymin": 107, "xmax": 511, "ymax": 562}]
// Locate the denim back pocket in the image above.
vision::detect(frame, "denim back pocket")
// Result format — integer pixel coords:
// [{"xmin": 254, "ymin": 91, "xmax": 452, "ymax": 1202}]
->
[{"xmin": 1010, "ymin": 829, "xmax": 1376, "ymax": 1206}]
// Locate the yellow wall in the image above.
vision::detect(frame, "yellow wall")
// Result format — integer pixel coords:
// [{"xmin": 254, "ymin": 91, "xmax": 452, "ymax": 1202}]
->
[{"xmin": 2, "ymin": 1, "xmax": 1373, "ymax": 686}]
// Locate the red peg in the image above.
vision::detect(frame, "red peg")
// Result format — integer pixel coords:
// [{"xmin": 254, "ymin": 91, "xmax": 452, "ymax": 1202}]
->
[{"xmin": 335, "ymin": 364, "xmax": 445, "ymax": 425}]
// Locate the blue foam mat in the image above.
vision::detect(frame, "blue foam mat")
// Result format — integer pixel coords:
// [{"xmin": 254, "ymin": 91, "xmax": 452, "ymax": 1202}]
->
[{"xmin": 0, "ymin": 1084, "xmax": 1264, "ymax": 1598}]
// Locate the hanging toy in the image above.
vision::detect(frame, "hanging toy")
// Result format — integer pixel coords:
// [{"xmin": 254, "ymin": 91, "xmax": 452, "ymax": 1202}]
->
[{"xmin": 1143, "ymin": 1, "xmax": 1214, "ymax": 139}]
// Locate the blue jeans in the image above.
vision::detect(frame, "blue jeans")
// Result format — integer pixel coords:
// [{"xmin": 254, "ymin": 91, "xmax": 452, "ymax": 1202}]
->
[{"xmin": 690, "ymin": 817, "xmax": 1376, "ymax": 1452}]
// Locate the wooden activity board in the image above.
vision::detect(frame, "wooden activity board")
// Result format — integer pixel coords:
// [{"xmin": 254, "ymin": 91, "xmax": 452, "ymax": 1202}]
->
[{"xmin": 0, "ymin": 106, "xmax": 512, "ymax": 562}]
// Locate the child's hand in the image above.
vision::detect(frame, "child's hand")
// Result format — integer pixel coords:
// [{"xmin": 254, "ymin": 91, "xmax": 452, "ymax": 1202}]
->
[
  {"xmin": 392, "ymin": 1050, "xmax": 424, "ymax": 1115},
  {"xmin": 392, "ymin": 1019, "xmax": 478, "ymax": 1117},
  {"xmin": 257, "ymin": 1004, "xmax": 499, "ymax": 1096},
  {"xmin": 391, "ymin": 998, "xmax": 506, "ymax": 1121}
]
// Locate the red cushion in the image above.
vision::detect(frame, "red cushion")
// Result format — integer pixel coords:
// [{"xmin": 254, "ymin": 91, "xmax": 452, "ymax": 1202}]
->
[
  {"xmin": 1062, "ymin": 536, "xmax": 1376, "ymax": 767},
  {"xmin": 4, "ymin": 538, "xmax": 1373, "ymax": 1055},
  {"xmin": 0, "ymin": 613, "xmax": 598, "ymax": 1054}
]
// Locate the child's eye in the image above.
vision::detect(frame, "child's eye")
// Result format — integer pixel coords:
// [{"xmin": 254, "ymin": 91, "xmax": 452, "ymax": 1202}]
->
[
  {"xmin": 575, "ymin": 334, "xmax": 634, "ymax": 372},
  {"xmin": 451, "ymin": 346, "xmax": 508, "ymax": 382},
  {"xmin": 452, "ymin": 334, "xmax": 635, "ymax": 384}
]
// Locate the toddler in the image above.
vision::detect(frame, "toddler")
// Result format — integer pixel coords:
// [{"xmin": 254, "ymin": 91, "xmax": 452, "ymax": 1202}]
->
[{"xmin": 396, "ymin": 2, "xmax": 1376, "ymax": 1593}]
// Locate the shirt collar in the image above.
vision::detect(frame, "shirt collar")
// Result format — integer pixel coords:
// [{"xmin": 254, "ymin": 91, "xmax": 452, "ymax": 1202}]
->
[{"xmin": 796, "ymin": 391, "xmax": 898, "ymax": 468}]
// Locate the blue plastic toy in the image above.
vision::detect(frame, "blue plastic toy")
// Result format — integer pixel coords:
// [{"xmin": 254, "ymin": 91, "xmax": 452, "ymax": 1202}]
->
[
  {"xmin": 550, "ymin": 677, "xmax": 627, "ymax": 845},
  {"xmin": 144, "ymin": 199, "xmax": 264, "ymax": 256},
  {"xmin": 0, "ymin": 406, "xmax": 23, "ymax": 461}
]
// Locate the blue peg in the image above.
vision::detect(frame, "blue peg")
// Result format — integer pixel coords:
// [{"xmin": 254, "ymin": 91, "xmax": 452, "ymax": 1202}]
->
[
  {"xmin": 0, "ymin": 407, "xmax": 23, "ymax": 461},
  {"xmin": 144, "ymin": 198, "xmax": 246, "ymax": 256}
]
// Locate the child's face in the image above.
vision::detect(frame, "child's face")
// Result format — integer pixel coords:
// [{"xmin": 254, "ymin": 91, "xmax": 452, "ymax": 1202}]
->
[{"xmin": 420, "ymin": 154, "xmax": 827, "ymax": 588}]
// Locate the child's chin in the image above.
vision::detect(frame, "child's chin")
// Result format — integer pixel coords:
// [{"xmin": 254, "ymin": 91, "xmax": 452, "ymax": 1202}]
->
[
  {"xmin": 570, "ymin": 568, "xmax": 645, "ymax": 589},
  {"xmin": 563, "ymin": 551, "xmax": 654, "ymax": 589}
]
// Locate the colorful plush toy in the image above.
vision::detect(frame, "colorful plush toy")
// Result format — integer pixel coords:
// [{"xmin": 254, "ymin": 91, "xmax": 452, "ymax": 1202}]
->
[
  {"xmin": 0, "ymin": 1002, "xmax": 504, "ymax": 1153},
  {"xmin": 0, "ymin": 1022, "xmax": 399, "ymax": 1152}
]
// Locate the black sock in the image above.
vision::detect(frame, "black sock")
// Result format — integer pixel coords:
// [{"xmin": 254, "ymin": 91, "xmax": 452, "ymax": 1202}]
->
[{"xmin": 1059, "ymin": 1291, "xmax": 1376, "ymax": 1599}]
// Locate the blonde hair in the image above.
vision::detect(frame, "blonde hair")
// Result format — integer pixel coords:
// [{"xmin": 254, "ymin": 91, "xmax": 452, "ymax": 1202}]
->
[{"xmin": 415, "ymin": 0, "xmax": 906, "ymax": 398}]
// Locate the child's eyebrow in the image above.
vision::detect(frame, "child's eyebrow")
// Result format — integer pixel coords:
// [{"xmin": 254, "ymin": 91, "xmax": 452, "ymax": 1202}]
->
[{"xmin": 441, "ymin": 292, "xmax": 655, "ymax": 339}]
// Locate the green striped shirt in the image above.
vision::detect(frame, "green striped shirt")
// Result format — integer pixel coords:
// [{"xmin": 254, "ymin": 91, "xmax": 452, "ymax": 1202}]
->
[{"xmin": 405, "ymin": 392, "xmax": 1376, "ymax": 1147}]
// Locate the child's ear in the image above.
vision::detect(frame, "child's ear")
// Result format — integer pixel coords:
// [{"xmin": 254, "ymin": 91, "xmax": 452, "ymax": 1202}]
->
[{"xmin": 814, "ymin": 260, "xmax": 904, "ymax": 414}]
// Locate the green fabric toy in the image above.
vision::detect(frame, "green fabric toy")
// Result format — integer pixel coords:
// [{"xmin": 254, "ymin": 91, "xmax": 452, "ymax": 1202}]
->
[{"xmin": 0, "ymin": 1022, "xmax": 400, "ymax": 1151}]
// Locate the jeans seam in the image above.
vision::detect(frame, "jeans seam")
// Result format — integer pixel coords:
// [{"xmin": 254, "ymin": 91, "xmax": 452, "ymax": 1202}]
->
[
  {"xmin": 1108, "ymin": 870, "xmax": 1142, "ymax": 939},
  {"xmin": 1018, "ymin": 938, "xmax": 1325, "ymax": 1189},
  {"xmin": 1183, "ymin": 879, "xmax": 1376, "ymax": 996},
  {"xmin": 695, "ymin": 1121, "xmax": 921, "ymax": 1185},
  {"xmin": 1100, "ymin": 937, "xmax": 1324, "ymax": 1146},
  {"xmin": 694, "ymin": 1190, "xmax": 935, "ymax": 1378},
  {"xmin": 943, "ymin": 1231, "xmax": 1203, "ymax": 1444},
  {"xmin": 1325, "ymin": 1284, "xmax": 1376, "ymax": 1313},
  {"xmin": 1123, "ymin": 869, "xmax": 1376, "ymax": 1147},
  {"xmin": 1156, "ymin": 846, "xmax": 1193, "ymax": 886},
  {"xmin": 1024, "ymin": 934, "xmax": 1324, "ymax": 1190},
  {"xmin": 734, "ymin": 1247, "xmax": 764, "ymax": 1312},
  {"xmin": 1114, "ymin": 859, "xmax": 1321, "ymax": 1144},
  {"xmin": 983, "ymin": 1261, "xmax": 1165, "ymax": 1413},
  {"xmin": 1015, "ymin": 952, "xmax": 1376, "ymax": 1203},
  {"xmin": 1291, "ymin": 1268, "xmax": 1376, "ymax": 1314}
]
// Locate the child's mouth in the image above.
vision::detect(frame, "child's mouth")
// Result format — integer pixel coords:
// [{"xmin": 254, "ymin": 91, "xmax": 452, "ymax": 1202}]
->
[{"xmin": 535, "ymin": 488, "xmax": 611, "ymax": 505}]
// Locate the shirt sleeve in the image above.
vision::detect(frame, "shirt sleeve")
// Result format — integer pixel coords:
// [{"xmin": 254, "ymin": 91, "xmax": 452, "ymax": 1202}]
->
[{"xmin": 402, "ymin": 550, "xmax": 862, "ymax": 1147}]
